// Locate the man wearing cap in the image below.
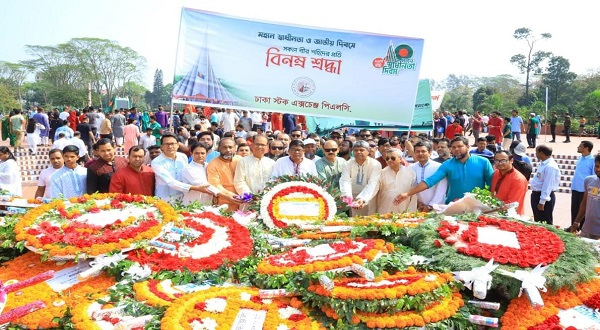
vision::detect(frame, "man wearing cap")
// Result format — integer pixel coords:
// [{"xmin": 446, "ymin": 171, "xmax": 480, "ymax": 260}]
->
[
  {"xmin": 303, "ymin": 138, "xmax": 321, "ymax": 161},
  {"xmin": 340, "ymin": 140, "xmax": 383, "ymax": 216},
  {"xmin": 526, "ymin": 113, "xmax": 540, "ymax": 148}
]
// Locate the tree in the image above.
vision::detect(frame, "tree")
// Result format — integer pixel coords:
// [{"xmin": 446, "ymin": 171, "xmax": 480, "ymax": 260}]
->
[
  {"xmin": 472, "ymin": 86, "xmax": 495, "ymax": 111},
  {"xmin": 0, "ymin": 61, "xmax": 31, "ymax": 110},
  {"xmin": 510, "ymin": 27, "xmax": 552, "ymax": 106},
  {"xmin": 540, "ymin": 56, "xmax": 577, "ymax": 109},
  {"xmin": 0, "ymin": 84, "xmax": 19, "ymax": 112},
  {"xmin": 441, "ymin": 85, "xmax": 473, "ymax": 112},
  {"xmin": 151, "ymin": 69, "xmax": 164, "ymax": 108},
  {"xmin": 583, "ymin": 90, "xmax": 600, "ymax": 117},
  {"xmin": 121, "ymin": 81, "xmax": 148, "ymax": 106}
]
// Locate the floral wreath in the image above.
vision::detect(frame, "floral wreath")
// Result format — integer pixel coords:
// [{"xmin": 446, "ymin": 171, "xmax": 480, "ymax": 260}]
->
[
  {"xmin": 306, "ymin": 267, "xmax": 456, "ymax": 321},
  {"xmin": 408, "ymin": 215, "xmax": 597, "ymax": 296},
  {"xmin": 14, "ymin": 193, "xmax": 177, "ymax": 259},
  {"xmin": 501, "ymin": 278, "xmax": 600, "ymax": 329},
  {"xmin": 160, "ymin": 286, "xmax": 319, "ymax": 330},
  {"xmin": 323, "ymin": 211, "xmax": 428, "ymax": 229},
  {"xmin": 0, "ymin": 252, "xmax": 115, "ymax": 329},
  {"xmin": 132, "ymin": 279, "xmax": 206, "ymax": 307},
  {"xmin": 257, "ymin": 239, "xmax": 392, "ymax": 275},
  {"xmin": 320, "ymin": 291, "xmax": 465, "ymax": 329},
  {"xmin": 126, "ymin": 211, "xmax": 253, "ymax": 272},
  {"xmin": 253, "ymin": 175, "xmax": 345, "ymax": 229},
  {"xmin": 437, "ymin": 215, "xmax": 565, "ymax": 267}
]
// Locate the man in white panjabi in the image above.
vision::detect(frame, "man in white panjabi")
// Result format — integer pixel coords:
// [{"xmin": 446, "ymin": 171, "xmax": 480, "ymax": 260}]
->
[
  {"xmin": 376, "ymin": 149, "xmax": 417, "ymax": 214},
  {"xmin": 339, "ymin": 140, "xmax": 382, "ymax": 216},
  {"xmin": 234, "ymin": 135, "xmax": 275, "ymax": 194},
  {"xmin": 408, "ymin": 141, "xmax": 447, "ymax": 212}
]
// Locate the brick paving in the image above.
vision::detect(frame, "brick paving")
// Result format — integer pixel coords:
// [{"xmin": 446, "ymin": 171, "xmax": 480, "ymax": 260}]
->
[{"xmin": 3, "ymin": 130, "xmax": 599, "ymax": 229}]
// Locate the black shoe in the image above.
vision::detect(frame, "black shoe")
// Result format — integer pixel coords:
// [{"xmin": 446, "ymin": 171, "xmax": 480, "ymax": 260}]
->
[
  {"xmin": 563, "ymin": 140, "xmax": 571, "ymax": 143},
  {"xmin": 549, "ymin": 140, "xmax": 555, "ymax": 143}
]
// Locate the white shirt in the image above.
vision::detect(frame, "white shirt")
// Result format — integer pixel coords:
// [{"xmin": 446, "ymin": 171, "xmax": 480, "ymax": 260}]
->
[
  {"xmin": 234, "ymin": 155, "xmax": 276, "ymax": 194},
  {"xmin": 305, "ymin": 155, "xmax": 321, "ymax": 162},
  {"xmin": 270, "ymin": 156, "xmax": 317, "ymax": 179},
  {"xmin": 339, "ymin": 157, "xmax": 382, "ymax": 216},
  {"xmin": 151, "ymin": 152, "xmax": 192, "ymax": 202},
  {"xmin": 409, "ymin": 160, "xmax": 447, "ymax": 206},
  {"xmin": 181, "ymin": 161, "xmax": 214, "ymax": 205},
  {"xmin": 50, "ymin": 166, "xmax": 87, "ymax": 198},
  {"xmin": 376, "ymin": 166, "xmax": 417, "ymax": 214},
  {"xmin": 52, "ymin": 138, "xmax": 75, "ymax": 152},
  {"xmin": 37, "ymin": 166, "xmax": 60, "ymax": 199},
  {"xmin": 70, "ymin": 137, "xmax": 88, "ymax": 157},
  {"xmin": 251, "ymin": 112, "xmax": 263, "ymax": 125},
  {"xmin": 530, "ymin": 157, "xmax": 561, "ymax": 204},
  {"xmin": 221, "ymin": 112, "xmax": 237, "ymax": 132},
  {"xmin": 58, "ymin": 111, "xmax": 70, "ymax": 121},
  {"xmin": 0, "ymin": 159, "xmax": 22, "ymax": 196},
  {"xmin": 140, "ymin": 134, "xmax": 157, "ymax": 150}
]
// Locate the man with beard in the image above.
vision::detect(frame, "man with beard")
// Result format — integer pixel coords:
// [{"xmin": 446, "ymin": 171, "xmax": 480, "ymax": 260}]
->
[
  {"xmin": 338, "ymin": 140, "xmax": 353, "ymax": 161},
  {"xmin": 266, "ymin": 139, "xmax": 286, "ymax": 160},
  {"xmin": 277, "ymin": 133, "xmax": 292, "ymax": 152},
  {"xmin": 207, "ymin": 138, "xmax": 243, "ymax": 211},
  {"xmin": 396, "ymin": 136, "xmax": 493, "ymax": 204},
  {"xmin": 303, "ymin": 138, "xmax": 320, "ymax": 161},
  {"xmin": 270, "ymin": 139, "xmax": 317, "ymax": 178},
  {"xmin": 152, "ymin": 134, "xmax": 213, "ymax": 203},
  {"xmin": 432, "ymin": 138, "xmax": 451, "ymax": 163},
  {"xmin": 198, "ymin": 131, "xmax": 220, "ymax": 162},
  {"xmin": 571, "ymin": 154, "xmax": 600, "ymax": 238}
]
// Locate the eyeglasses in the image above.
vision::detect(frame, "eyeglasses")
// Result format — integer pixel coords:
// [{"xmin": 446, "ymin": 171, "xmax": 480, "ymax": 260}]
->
[
  {"xmin": 270, "ymin": 146, "xmax": 284, "ymax": 150},
  {"xmin": 494, "ymin": 159, "xmax": 509, "ymax": 164},
  {"xmin": 369, "ymin": 145, "xmax": 377, "ymax": 148},
  {"xmin": 324, "ymin": 148, "xmax": 338, "ymax": 152},
  {"xmin": 163, "ymin": 142, "xmax": 178, "ymax": 146},
  {"xmin": 385, "ymin": 156, "xmax": 397, "ymax": 161},
  {"xmin": 360, "ymin": 135, "xmax": 371, "ymax": 138}
]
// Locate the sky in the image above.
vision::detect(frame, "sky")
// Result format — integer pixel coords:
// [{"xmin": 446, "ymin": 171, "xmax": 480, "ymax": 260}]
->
[{"xmin": 1, "ymin": 0, "xmax": 598, "ymax": 89}]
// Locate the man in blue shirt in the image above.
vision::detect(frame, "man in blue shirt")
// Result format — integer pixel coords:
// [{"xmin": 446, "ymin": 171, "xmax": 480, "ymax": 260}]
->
[
  {"xmin": 571, "ymin": 141, "xmax": 595, "ymax": 229},
  {"xmin": 395, "ymin": 136, "xmax": 494, "ymax": 204},
  {"xmin": 510, "ymin": 110, "xmax": 524, "ymax": 142},
  {"xmin": 470, "ymin": 137, "xmax": 494, "ymax": 164}
]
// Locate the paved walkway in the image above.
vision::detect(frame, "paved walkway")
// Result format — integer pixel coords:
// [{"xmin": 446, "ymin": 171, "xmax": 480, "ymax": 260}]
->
[{"xmin": 3, "ymin": 131, "xmax": 599, "ymax": 229}]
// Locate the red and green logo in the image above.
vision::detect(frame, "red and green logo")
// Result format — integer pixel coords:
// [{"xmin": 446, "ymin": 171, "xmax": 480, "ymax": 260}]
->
[{"xmin": 394, "ymin": 44, "xmax": 413, "ymax": 59}]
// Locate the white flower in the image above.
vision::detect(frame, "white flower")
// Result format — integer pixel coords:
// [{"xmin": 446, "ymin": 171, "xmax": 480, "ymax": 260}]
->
[
  {"xmin": 424, "ymin": 274, "xmax": 438, "ymax": 282},
  {"xmin": 191, "ymin": 317, "xmax": 218, "ymax": 330},
  {"xmin": 278, "ymin": 306, "xmax": 301, "ymax": 319},
  {"xmin": 240, "ymin": 292, "xmax": 252, "ymax": 301},
  {"xmin": 277, "ymin": 325, "xmax": 290, "ymax": 330},
  {"xmin": 204, "ymin": 298, "xmax": 227, "ymax": 313}
]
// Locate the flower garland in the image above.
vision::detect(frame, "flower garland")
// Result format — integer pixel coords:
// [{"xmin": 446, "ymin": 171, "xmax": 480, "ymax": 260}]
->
[
  {"xmin": 323, "ymin": 211, "xmax": 428, "ymax": 229},
  {"xmin": 296, "ymin": 231, "xmax": 351, "ymax": 240},
  {"xmin": 70, "ymin": 294, "xmax": 159, "ymax": 330},
  {"xmin": 257, "ymin": 239, "xmax": 392, "ymax": 275},
  {"xmin": 320, "ymin": 291, "xmax": 464, "ymax": 329},
  {"xmin": 437, "ymin": 216, "xmax": 565, "ymax": 267},
  {"xmin": 257, "ymin": 177, "xmax": 339, "ymax": 229},
  {"xmin": 500, "ymin": 278, "xmax": 600, "ymax": 329},
  {"xmin": 127, "ymin": 211, "xmax": 253, "ymax": 272},
  {"xmin": 133, "ymin": 279, "xmax": 187, "ymax": 307},
  {"xmin": 160, "ymin": 286, "xmax": 322, "ymax": 330},
  {"xmin": 305, "ymin": 268, "xmax": 456, "ymax": 320},
  {"xmin": 14, "ymin": 193, "xmax": 177, "ymax": 258},
  {"xmin": 0, "ymin": 252, "xmax": 116, "ymax": 329}
]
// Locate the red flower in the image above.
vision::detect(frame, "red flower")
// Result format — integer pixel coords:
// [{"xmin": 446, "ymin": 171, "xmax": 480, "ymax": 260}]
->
[{"xmin": 433, "ymin": 240, "xmax": 442, "ymax": 248}]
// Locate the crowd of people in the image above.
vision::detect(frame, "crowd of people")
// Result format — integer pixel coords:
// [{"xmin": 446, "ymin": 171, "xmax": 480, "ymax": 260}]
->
[{"xmin": 1, "ymin": 105, "xmax": 599, "ymax": 238}]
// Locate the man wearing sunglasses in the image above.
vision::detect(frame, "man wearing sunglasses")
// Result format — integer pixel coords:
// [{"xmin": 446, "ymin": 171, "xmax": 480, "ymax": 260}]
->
[
  {"xmin": 357, "ymin": 129, "xmax": 372, "ymax": 141},
  {"xmin": 266, "ymin": 140, "xmax": 286, "ymax": 160},
  {"xmin": 340, "ymin": 140, "xmax": 382, "ymax": 216},
  {"xmin": 315, "ymin": 140, "xmax": 346, "ymax": 188},
  {"xmin": 375, "ymin": 149, "xmax": 417, "ymax": 214}
]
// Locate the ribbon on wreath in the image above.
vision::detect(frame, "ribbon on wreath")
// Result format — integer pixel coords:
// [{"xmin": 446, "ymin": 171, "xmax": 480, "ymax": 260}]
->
[
  {"xmin": 497, "ymin": 264, "xmax": 548, "ymax": 308},
  {"xmin": 453, "ymin": 259, "xmax": 498, "ymax": 299},
  {"xmin": 79, "ymin": 253, "xmax": 126, "ymax": 280}
]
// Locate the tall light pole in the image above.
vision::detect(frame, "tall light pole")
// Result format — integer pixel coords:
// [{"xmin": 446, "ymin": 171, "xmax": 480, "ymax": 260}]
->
[{"xmin": 544, "ymin": 87, "xmax": 548, "ymax": 142}]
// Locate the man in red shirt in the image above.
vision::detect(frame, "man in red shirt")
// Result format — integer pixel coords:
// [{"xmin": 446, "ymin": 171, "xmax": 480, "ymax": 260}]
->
[
  {"xmin": 109, "ymin": 146, "xmax": 155, "ymax": 195},
  {"xmin": 445, "ymin": 120, "xmax": 463, "ymax": 139},
  {"xmin": 487, "ymin": 111, "xmax": 504, "ymax": 149},
  {"xmin": 490, "ymin": 150, "xmax": 528, "ymax": 215}
]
